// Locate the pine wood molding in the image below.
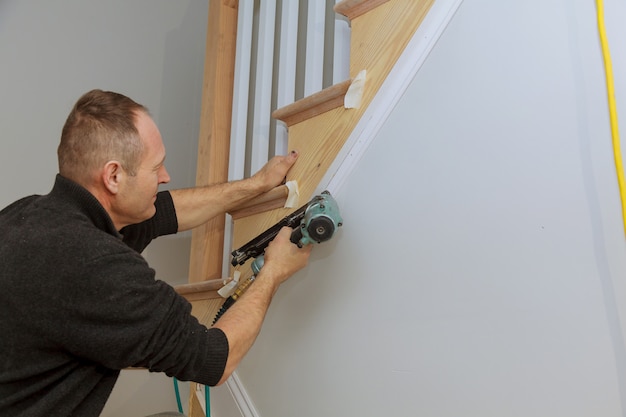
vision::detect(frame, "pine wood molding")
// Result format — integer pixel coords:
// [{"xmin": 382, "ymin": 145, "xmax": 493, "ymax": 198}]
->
[
  {"xmin": 188, "ymin": 0, "xmax": 238, "ymax": 285},
  {"xmin": 334, "ymin": 0, "xmax": 391, "ymax": 20},
  {"xmin": 272, "ymin": 79, "xmax": 352, "ymax": 127},
  {"xmin": 174, "ymin": 279, "xmax": 223, "ymax": 301},
  {"xmin": 228, "ymin": 185, "xmax": 289, "ymax": 220}
]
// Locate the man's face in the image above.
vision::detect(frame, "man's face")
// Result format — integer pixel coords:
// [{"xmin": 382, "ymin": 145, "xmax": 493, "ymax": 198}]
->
[{"xmin": 117, "ymin": 111, "xmax": 170, "ymax": 226}]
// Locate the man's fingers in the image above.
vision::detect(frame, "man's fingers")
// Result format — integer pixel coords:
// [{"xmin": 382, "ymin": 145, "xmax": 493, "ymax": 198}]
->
[
  {"xmin": 278, "ymin": 226, "xmax": 293, "ymax": 239},
  {"xmin": 287, "ymin": 149, "xmax": 299, "ymax": 162}
]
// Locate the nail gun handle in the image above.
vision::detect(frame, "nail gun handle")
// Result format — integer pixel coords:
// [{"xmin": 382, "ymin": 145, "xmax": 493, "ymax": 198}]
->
[
  {"xmin": 230, "ymin": 202, "xmax": 309, "ymax": 266},
  {"xmin": 290, "ymin": 226, "xmax": 303, "ymax": 247}
]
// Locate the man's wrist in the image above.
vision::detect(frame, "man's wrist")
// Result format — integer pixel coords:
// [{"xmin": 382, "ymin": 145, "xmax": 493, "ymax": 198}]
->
[
  {"xmin": 254, "ymin": 268, "xmax": 282, "ymax": 297},
  {"xmin": 246, "ymin": 172, "xmax": 271, "ymax": 194}
]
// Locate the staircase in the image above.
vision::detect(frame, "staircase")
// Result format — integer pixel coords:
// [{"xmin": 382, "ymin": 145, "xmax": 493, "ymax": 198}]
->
[{"xmin": 176, "ymin": 0, "xmax": 453, "ymax": 415}]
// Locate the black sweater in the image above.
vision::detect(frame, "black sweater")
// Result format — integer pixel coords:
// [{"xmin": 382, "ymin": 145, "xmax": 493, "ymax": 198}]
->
[{"xmin": 0, "ymin": 175, "xmax": 228, "ymax": 417}]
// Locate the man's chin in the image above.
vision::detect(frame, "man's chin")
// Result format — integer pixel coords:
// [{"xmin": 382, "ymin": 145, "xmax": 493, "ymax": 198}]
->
[{"xmin": 140, "ymin": 206, "xmax": 157, "ymax": 222}]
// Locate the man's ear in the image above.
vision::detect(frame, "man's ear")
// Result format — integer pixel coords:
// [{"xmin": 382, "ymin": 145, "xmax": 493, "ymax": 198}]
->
[{"xmin": 102, "ymin": 160, "xmax": 124, "ymax": 194}]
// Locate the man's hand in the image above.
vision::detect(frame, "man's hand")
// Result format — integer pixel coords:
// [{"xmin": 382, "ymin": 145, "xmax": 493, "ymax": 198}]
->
[
  {"xmin": 212, "ymin": 225, "xmax": 313, "ymax": 384},
  {"xmin": 250, "ymin": 150, "xmax": 299, "ymax": 193},
  {"xmin": 258, "ymin": 226, "xmax": 313, "ymax": 290},
  {"xmin": 170, "ymin": 150, "xmax": 300, "ymax": 232}
]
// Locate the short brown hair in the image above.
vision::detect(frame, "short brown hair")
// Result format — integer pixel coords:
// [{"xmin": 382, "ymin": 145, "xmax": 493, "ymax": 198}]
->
[{"xmin": 58, "ymin": 89, "xmax": 149, "ymax": 181}]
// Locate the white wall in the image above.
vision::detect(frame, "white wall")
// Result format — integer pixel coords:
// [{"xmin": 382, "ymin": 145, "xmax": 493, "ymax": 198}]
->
[
  {"xmin": 231, "ymin": 1, "xmax": 626, "ymax": 416},
  {"xmin": 0, "ymin": 1, "xmax": 207, "ymax": 415}
]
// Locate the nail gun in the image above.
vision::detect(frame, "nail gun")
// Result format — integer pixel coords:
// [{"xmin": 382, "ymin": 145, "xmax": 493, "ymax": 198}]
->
[{"xmin": 213, "ymin": 191, "xmax": 343, "ymax": 323}]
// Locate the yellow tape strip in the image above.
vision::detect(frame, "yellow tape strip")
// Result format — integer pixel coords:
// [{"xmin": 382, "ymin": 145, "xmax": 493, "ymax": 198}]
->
[{"xmin": 596, "ymin": 0, "xmax": 626, "ymax": 237}]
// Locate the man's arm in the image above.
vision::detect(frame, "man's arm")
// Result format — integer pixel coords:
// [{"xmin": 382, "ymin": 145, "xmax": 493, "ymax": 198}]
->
[
  {"xmin": 211, "ymin": 226, "xmax": 312, "ymax": 384},
  {"xmin": 169, "ymin": 151, "xmax": 299, "ymax": 232}
]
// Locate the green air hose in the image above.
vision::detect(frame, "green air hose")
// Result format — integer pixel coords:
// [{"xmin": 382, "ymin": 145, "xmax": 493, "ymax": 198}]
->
[{"xmin": 173, "ymin": 377, "xmax": 210, "ymax": 417}]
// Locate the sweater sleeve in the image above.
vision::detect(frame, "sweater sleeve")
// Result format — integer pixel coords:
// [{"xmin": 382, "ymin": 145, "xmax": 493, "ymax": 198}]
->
[
  {"xmin": 120, "ymin": 191, "xmax": 179, "ymax": 253},
  {"xmin": 32, "ymin": 241, "xmax": 229, "ymax": 386}
]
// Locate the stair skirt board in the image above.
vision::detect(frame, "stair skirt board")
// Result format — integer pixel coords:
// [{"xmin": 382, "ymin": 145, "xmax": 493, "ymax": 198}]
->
[{"xmin": 222, "ymin": 0, "xmax": 464, "ymax": 415}]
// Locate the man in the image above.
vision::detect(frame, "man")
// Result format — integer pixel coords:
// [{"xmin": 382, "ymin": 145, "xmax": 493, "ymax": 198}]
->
[{"xmin": 0, "ymin": 89, "xmax": 312, "ymax": 416}]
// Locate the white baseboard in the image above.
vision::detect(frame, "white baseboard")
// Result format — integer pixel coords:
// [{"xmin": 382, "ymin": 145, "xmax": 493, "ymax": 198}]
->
[
  {"xmin": 225, "ymin": 372, "xmax": 259, "ymax": 417},
  {"xmin": 195, "ymin": 372, "xmax": 259, "ymax": 417}
]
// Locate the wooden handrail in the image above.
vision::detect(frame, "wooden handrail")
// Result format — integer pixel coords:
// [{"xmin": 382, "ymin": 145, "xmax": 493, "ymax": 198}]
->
[
  {"xmin": 174, "ymin": 279, "xmax": 224, "ymax": 302},
  {"xmin": 334, "ymin": 0, "xmax": 391, "ymax": 20},
  {"xmin": 272, "ymin": 79, "xmax": 352, "ymax": 127},
  {"xmin": 228, "ymin": 185, "xmax": 289, "ymax": 220}
]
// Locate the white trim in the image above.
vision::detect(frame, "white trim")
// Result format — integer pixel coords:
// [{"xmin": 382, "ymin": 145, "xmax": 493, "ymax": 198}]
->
[
  {"xmin": 224, "ymin": 3, "xmax": 254, "ymax": 278},
  {"xmin": 225, "ymin": 372, "xmax": 260, "ymax": 417},
  {"xmin": 194, "ymin": 373, "xmax": 259, "ymax": 417},
  {"xmin": 304, "ymin": 1, "xmax": 326, "ymax": 96},
  {"xmin": 332, "ymin": 15, "xmax": 351, "ymax": 84},
  {"xmin": 229, "ymin": 2, "xmax": 254, "ymax": 182},
  {"xmin": 250, "ymin": 0, "xmax": 277, "ymax": 174},
  {"xmin": 275, "ymin": 1, "xmax": 300, "ymax": 156},
  {"xmin": 320, "ymin": 0, "xmax": 464, "ymax": 196}
]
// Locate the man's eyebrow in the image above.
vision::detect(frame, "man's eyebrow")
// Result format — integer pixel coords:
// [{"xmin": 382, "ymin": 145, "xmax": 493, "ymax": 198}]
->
[{"xmin": 154, "ymin": 155, "xmax": 166, "ymax": 168}]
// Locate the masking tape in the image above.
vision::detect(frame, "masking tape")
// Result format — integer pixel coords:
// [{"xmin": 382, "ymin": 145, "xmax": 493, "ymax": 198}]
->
[
  {"xmin": 284, "ymin": 180, "xmax": 300, "ymax": 208},
  {"xmin": 218, "ymin": 270, "xmax": 241, "ymax": 298},
  {"xmin": 344, "ymin": 69, "xmax": 367, "ymax": 109}
]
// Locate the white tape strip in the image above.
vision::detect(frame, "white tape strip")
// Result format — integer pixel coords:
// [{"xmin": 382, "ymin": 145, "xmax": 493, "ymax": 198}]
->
[
  {"xmin": 284, "ymin": 180, "xmax": 300, "ymax": 208},
  {"xmin": 218, "ymin": 270, "xmax": 241, "ymax": 298},
  {"xmin": 344, "ymin": 69, "xmax": 367, "ymax": 109}
]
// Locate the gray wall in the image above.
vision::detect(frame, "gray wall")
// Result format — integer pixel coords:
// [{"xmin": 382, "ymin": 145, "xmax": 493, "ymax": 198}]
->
[
  {"xmin": 5, "ymin": 0, "xmax": 626, "ymax": 416},
  {"xmin": 0, "ymin": 1, "xmax": 207, "ymax": 415},
  {"xmin": 233, "ymin": 1, "xmax": 626, "ymax": 416}
]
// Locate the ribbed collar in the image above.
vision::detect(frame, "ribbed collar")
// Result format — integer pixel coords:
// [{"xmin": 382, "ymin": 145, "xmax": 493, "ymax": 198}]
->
[{"xmin": 48, "ymin": 174, "xmax": 122, "ymax": 238}]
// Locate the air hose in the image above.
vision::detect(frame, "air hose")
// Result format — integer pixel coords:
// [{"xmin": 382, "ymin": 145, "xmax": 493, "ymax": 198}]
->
[
  {"xmin": 173, "ymin": 377, "xmax": 210, "ymax": 417},
  {"xmin": 212, "ymin": 258, "xmax": 263, "ymax": 324}
]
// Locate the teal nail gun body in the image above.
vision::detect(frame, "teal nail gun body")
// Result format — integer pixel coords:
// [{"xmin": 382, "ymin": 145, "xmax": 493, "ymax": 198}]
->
[
  {"xmin": 213, "ymin": 191, "xmax": 343, "ymax": 323},
  {"xmin": 231, "ymin": 190, "xmax": 343, "ymax": 266}
]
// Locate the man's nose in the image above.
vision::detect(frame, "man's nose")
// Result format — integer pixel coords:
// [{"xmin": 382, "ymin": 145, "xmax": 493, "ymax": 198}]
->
[{"xmin": 159, "ymin": 166, "xmax": 171, "ymax": 184}]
